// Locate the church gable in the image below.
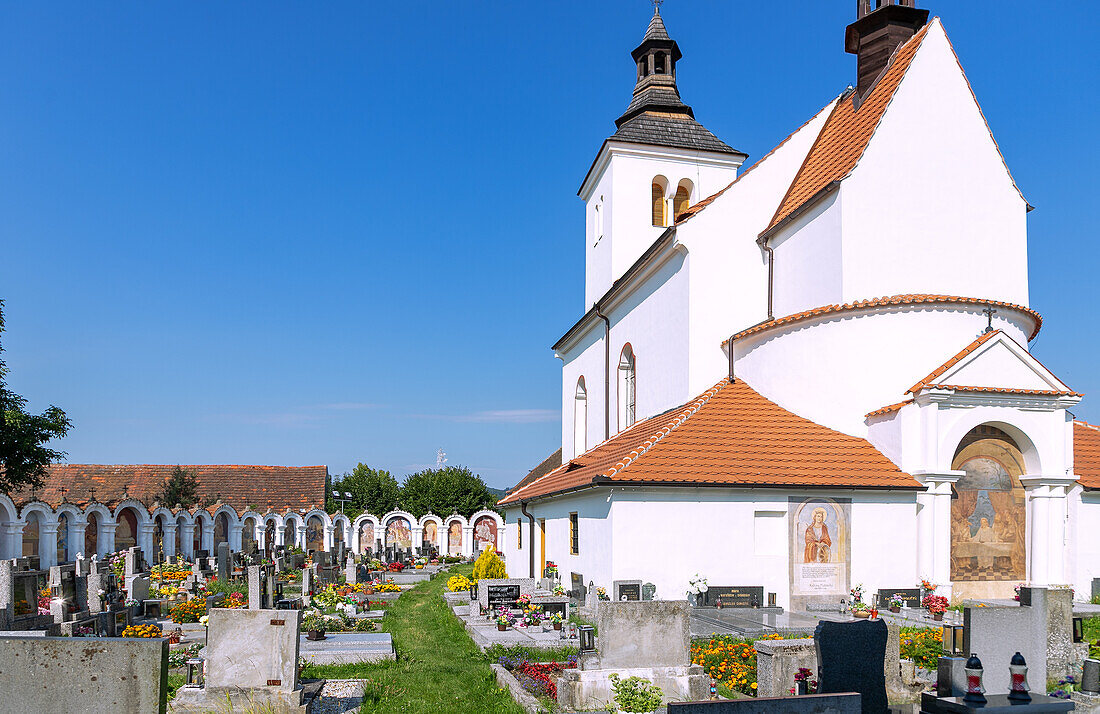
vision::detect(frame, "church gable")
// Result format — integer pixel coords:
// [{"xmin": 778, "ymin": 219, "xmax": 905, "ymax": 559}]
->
[{"xmin": 908, "ymin": 331, "xmax": 1077, "ymax": 396}]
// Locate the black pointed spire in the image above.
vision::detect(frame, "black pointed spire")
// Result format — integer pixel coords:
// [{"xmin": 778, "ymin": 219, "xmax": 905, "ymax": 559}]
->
[{"xmin": 610, "ymin": 8, "xmax": 742, "ymax": 157}]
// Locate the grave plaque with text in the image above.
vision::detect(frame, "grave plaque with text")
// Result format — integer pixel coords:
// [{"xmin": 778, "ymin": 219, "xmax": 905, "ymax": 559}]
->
[
  {"xmin": 617, "ymin": 583, "xmax": 641, "ymax": 601},
  {"xmin": 487, "ymin": 584, "xmax": 521, "ymax": 610},
  {"xmin": 704, "ymin": 586, "xmax": 764, "ymax": 608},
  {"xmin": 876, "ymin": 588, "xmax": 920, "ymax": 608}
]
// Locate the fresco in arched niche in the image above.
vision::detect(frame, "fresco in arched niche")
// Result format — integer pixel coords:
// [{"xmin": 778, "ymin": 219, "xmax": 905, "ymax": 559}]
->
[
  {"xmin": 474, "ymin": 517, "xmax": 497, "ymax": 551},
  {"xmin": 359, "ymin": 522, "xmax": 375, "ymax": 553},
  {"xmin": 447, "ymin": 521, "xmax": 462, "ymax": 555},
  {"xmin": 950, "ymin": 425, "xmax": 1027, "ymax": 583},
  {"xmin": 424, "ymin": 521, "xmax": 437, "ymax": 548},
  {"xmin": 85, "ymin": 512, "xmax": 99, "ymax": 556},
  {"xmin": 387, "ymin": 518, "xmax": 411, "ymax": 549},
  {"xmin": 306, "ymin": 516, "xmax": 325, "ymax": 552}
]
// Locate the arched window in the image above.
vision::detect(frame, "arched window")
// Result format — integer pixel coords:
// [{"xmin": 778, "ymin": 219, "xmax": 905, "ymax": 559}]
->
[
  {"xmin": 651, "ymin": 180, "xmax": 667, "ymax": 227},
  {"xmin": 674, "ymin": 184, "xmax": 691, "ymax": 219},
  {"xmin": 574, "ymin": 377, "xmax": 588, "ymax": 455},
  {"xmin": 618, "ymin": 344, "xmax": 636, "ymax": 431}
]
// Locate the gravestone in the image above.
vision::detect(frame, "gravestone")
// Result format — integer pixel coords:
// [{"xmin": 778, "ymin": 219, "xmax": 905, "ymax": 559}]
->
[
  {"xmin": 667, "ymin": 694, "xmax": 862, "ymax": 713},
  {"xmin": 301, "ymin": 567, "xmax": 313, "ymax": 599},
  {"xmin": 124, "ymin": 547, "xmax": 142, "ymax": 581},
  {"xmin": 1082, "ymin": 659, "xmax": 1100, "ymax": 694},
  {"xmin": 755, "ymin": 638, "xmax": 818, "ymax": 698},
  {"xmin": 127, "ymin": 575, "xmax": 150, "ymax": 603},
  {"xmin": 216, "ymin": 543, "xmax": 230, "ymax": 582},
  {"xmin": 642, "ymin": 582, "xmax": 657, "ymax": 601},
  {"xmin": 612, "ymin": 580, "xmax": 642, "ymax": 602},
  {"xmin": 1093, "ymin": 578, "xmax": 1100, "ymax": 603},
  {"xmin": 814, "ymin": 619, "xmax": 888, "ymax": 714},
  {"xmin": 0, "ymin": 560, "xmax": 12, "ymax": 629},
  {"xmin": 86, "ymin": 571, "xmax": 108, "ymax": 615},
  {"xmin": 570, "ymin": 573, "xmax": 585, "ymax": 601},
  {"xmin": 477, "ymin": 578, "xmax": 535, "ymax": 612},
  {"xmin": 487, "ymin": 583, "xmax": 521, "ymax": 610},
  {"xmin": 344, "ymin": 559, "xmax": 358, "ymax": 585},
  {"xmin": 247, "ymin": 566, "xmax": 263, "ymax": 610},
  {"xmin": 962, "ymin": 586, "xmax": 1065, "ymax": 687},
  {"xmin": 876, "ymin": 588, "xmax": 920, "ymax": 609},
  {"xmin": 704, "ymin": 585, "xmax": 764, "ymax": 608},
  {"xmin": 75, "ymin": 554, "xmax": 89, "ymax": 577}
]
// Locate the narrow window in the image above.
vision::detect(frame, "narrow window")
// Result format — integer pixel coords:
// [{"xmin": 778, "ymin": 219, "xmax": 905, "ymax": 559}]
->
[
  {"xmin": 574, "ymin": 377, "xmax": 588, "ymax": 456},
  {"xmin": 593, "ymin": 203, "xmax": 603, "ymax": 245},
  {"xmin": 517, "ymin": 517, "xmax": 522, "ymax": 548},
  {"xmin": 674, "ymin": 185, "xmax": 690, "ymax": 219},
  {"xmin": 651, "ymin": 182, "xmax": 666, "ymax": 227},
  {"xmin": 654, "ymin": 52, "xmax": 665, "ymax": 74},
  {"xmin": 618, "ymin": 344, "xmax": 636, "ymax": 431},
  {"xmin": 569, "ymin": 513, "xmax": 579, "ymax": 555}
]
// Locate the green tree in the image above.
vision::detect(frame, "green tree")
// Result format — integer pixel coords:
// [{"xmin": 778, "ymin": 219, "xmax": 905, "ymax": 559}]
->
[
  {"xmin": 155, "ymin": 466, "xmax": 200, "ymax": 508},
  {"xmin": 400, "ymin": 465, "xmax": 497, "ymax": 519},
  {"xmin": 332, "ymin": 464, "xmax": 401, "ymax": 517},
  {"xmin": 0, "ymin": 302, "xmax": 71, "ymax": 492}
]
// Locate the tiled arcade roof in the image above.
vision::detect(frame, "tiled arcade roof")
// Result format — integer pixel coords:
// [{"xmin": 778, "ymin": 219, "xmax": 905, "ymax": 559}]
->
[
  {"xmin": 1076, "ymin": 421, "xmax": 1100, "ymax": 490},
  {"xmin": 499, "ymin": 379, "xmax": 919, "ymax": 506},
  {"xmin": 906, "ymin": 330, "xmax": 1001, "ymax": 393},
  {"xmin": 12, "ymin": 464, "xmax": 328, "ymax": 516}
]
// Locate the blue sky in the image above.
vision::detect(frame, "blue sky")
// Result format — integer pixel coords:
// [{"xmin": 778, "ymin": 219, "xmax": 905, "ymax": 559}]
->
[{"xmin": 0, "ymin": 2, "xmax": 1095, "ymax": 490}]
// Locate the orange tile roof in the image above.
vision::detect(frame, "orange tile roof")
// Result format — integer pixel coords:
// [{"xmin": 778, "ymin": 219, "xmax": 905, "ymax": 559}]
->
[
  {"xmin": 13, "ymin": 464, "xmax": 328, "ymax": 516},
  {"xmin": 722, "ymin": 295, "xmax": 1043, "ymax": 346},
  {"xmin": 764, "ymin": 22, "xmax": 932, "ymax": 234},
  {"xmin": 907, "ymin": 330, "xmax": 1001, "ymax": 393},
  {"xmin": 674, "ymin": 97, "xmax": 839, "ymax": 225},
  {"xmin": 925, "ymin": 385, "xmax": 1082, "ymax": 398},
  {"xmin": 499, "ymin": 379, "xmax": 918, "ymax": 506},
  {"xmin": 865, "ymin": 399, "xmax": 913, "ymax": 419},
  {"xmin": 1076, "ymin": 421, "xmax": 1100, "ymax": 490}
]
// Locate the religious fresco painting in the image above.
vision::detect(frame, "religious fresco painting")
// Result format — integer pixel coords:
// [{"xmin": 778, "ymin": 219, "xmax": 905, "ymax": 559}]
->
[
  {"xmin": 788, "ymin": 496, "xmax": 851, "ymax": 610},
  {"xmin": 359, "ymin": 522, "xmax": 375, "ymax": 553},
  {"xmin": 447, "ymin": 520, "xmax": 463, "ymax": 555},
  {"xmin": 950, "ymin": 425, "xmax": 1026, "ymax": 583},
  {"xmin": 387, "ymin": 518, "xmax": 412, "ymax": 549},
  {"xmin": 424, "ymin": 521, "xmax": 437, "ymax": 548},
  {"xmin": 306, "ymin": 515, "xmax": 325, "ymax": 552},
  {"xmin": 474, "ymin": 516, "xmax": 497, "ymax": 550}
]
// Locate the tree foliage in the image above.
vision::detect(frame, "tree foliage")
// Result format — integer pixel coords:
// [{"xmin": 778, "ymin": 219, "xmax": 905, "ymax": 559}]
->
[
  {"xmin": 155, "ymin": 466, "xmax": 200, "ymax": 508},
  {"xmin": 400, "ymin": 466, "xmax": 497, "ymax": 519},
  {"xmin": 0, "ymin": 302, "xmax": 71, "ymax": 492},
  {"xmin": 330, "ymin": 463, "xmax": 401, "ymax": 517}
]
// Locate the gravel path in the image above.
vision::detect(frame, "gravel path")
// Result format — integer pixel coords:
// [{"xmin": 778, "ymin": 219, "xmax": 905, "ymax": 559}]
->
[{"xmin": 310, "ymin": 679, "xmax": 366, "ymax": 714}]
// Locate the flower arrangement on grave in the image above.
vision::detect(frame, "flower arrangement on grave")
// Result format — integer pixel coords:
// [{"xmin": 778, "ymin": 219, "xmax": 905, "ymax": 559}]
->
[
  {"xmin": 922, "ymin": 595, "xmax": 949, "ymax": 618},
  {"xmin": 550, "ymin": 612, "xmax": 564, "ymax": 629},
  {"xmin": 496, "ymin": 613, "xmax": 510, "ymax": 628},
  {"xmin": 900, "ymin": 627, "xmax": 944, "ymax": 669},
  {"xmin": 223, "ymin": 591, "xmax": 247, "ymax": 609},
  {"xmin": 849, "ymin": 584, "xmax": 864, "ymax": 604},
  {"xmin": 789, "ymin": 667, "xmax": 819, "ymax": 695},
  {"xmin": 516, "ymin": 593, "xmax": 532, "ymax": 607},
  {"xmin": 610, "ymin": 673, "xmax": 664, "ymax": 713},
  {"xmin": 520, "ymin": 604, "xmax": 541, "ymax": 627},
  {"xmin": 1051, "ymin": 675, "xmax": 1078, "ymax": 699},
  {"xmin": 37, "ymin": 588, "xmax": 51, "ymax": 615},
  {"xmin": 72, "ymin": 625, "xmax": 96, "ymax": 637},
  {"xmin": 374, "ymin": 582, "xmax": 402, "ymax": 593},
  {"xmin": 1014, "ymin": 585, "xmax": 1022, "ymax": 602},
  {"xmin": 151, "ymin": 585, "xmax": 182, "ymax": 599},
  {"xmin": 107, "ymin": 551, "xmax": 126, "ymax": 581},
  {"xmin": 199, "ymin": 615, "xmax": 208, "ymax": 626},
  {"xmin": 122, "ymin": 623, "xmax": 162, "ymax": 638},
  {"xmin": 168, "ymin": 644, "xmax": 202, "ymax": 669},
  {"xmin": 887, "ymin": 593, "xmax": 906, "ymax": 611},
  {"xmin": 447, "ymin": 575, "xmax": 472, "ymax": 592},
  {"xmin": 152, "ymin": 563, "xmax": 191, "ymax": 581},
  {"xmin": 387, "ymin": 562, "xmax": 404, "ymax": 572},
  {"xmin": 553, "ymin": 584, "xmax": 565, "ymax": 596},
  {"xmin": 687, "ymin": 574, "xmax": 709, "ymax": 598},
  {"xmin": 170, "ymin": 598, "xmax": 207, "ymax": 623},
  {"xmin": 496, "ymin": 652, "xmax": 577, "ymax": 700},
  {"xmin": 596, "ymin": 586, "xmax": 609, "ymax": 601},
  {"xmin": 369, "ymin": 559, "xmax": 384, "ymax": 571},
  {"xmin": 920, "ymin": 579, "xmax": 936, "ymax": 594},
  {"xmin": 691, "ymin": 633, "xmax": 781, "ymax": 696},
  {"xmin": 543, "ymin": 561, "xmax": 558, "ymax": 578},
  {"xmin": 471, "ymin": 547, "xmax": 508, "ymax": 582}
]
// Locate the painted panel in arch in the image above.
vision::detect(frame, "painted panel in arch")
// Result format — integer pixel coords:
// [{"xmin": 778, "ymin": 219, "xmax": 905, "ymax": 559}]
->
[
  {"xmin": 474, "ymin": 517, "xmax": 497, "ymax": 550},
  {"xmin": 386, "ymin": 518, "xmax": 411, "ymax": 549},
  {"xmin": 447, "ymin": 521, "xmax": 463, "ymax": 554},
  {"xmin": 424, "ymin": 521, "xmax": 437, "ymax": 545},
  {"xmin": 788, "ymin": 497, "xmax": 851, "ymax": 609},
  {"xmin": 358, "ymin": 523, "xmax": 374, "ymax": 552}
]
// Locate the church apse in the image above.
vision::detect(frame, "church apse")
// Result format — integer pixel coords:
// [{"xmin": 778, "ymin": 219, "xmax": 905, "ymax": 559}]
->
[{"xmin": 950, "ymin": 425, "xmax": 1027, "ymax": 594}]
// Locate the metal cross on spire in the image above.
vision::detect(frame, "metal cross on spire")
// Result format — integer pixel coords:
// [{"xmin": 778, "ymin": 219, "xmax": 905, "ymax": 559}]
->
[
  {"xmin": 651, "ymin": 0, "xmax": 663, "ymax": 12},
  {"xmin": 982, "ymin": 307, "xmax": 997, "ymax": 333}
]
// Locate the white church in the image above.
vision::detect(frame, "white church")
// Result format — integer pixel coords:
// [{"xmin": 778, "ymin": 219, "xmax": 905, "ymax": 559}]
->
[{"xmin": 499, "ymin": 1, "xmax": 1100, "ymax": 609}]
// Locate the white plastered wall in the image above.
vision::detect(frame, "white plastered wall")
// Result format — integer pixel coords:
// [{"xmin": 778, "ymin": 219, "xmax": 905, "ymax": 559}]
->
[{"xmin": 839, "ymin": 19, "xmax": 1029, "ymax": 306}]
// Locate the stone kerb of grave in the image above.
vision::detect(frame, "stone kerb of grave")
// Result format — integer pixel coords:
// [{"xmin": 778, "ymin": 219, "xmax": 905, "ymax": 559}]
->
[
  {"xmin": 0, "ymin": 635, "xmax": 168, "ymax": 713},
  {"xmin": 172, "ymin": 608, "xmax": 305, "ymax": 712},
  {"xmin": 666, "ymin": 694, "xmax": 862, "ymax": 713},
  {"xmin": 556, "ymin": 601, "xmax": 709, "ymax": 711}
]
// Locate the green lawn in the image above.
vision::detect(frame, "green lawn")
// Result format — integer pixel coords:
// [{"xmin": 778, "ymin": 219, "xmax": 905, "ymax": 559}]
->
[{"xmin": 300, "ymin": 563, "xmax": 524, "ymax": 714}]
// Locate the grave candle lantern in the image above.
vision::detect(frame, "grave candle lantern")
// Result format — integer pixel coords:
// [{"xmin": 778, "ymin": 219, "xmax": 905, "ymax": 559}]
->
[
  {"xmin": 963, "ymin": 653, "xmax": 987, "ymax": 704},
  {"xmin": 1007, "ymin": 651, "xmax": 1030, "ymax": 701},
  {"xmin": 579, "ymin": 625, "xmax": 595, "ymax": 653},
  {"xmin": 185, "ymin": 658, "xmax": 205, "ymax": 688}
]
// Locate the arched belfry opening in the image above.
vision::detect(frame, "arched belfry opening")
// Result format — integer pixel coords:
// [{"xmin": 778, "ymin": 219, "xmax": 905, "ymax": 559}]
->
[{"xmin": 949, "ymin": 425, "xmax": 1028, "ymax": 598}]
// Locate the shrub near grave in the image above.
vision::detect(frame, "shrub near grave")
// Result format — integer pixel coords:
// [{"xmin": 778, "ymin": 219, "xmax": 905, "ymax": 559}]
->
[
  {"xmin": 471, "ymin": 548, "xmax": 507, "ymax": 582},
  {"xmin": 447, "ymin": 574, "xmax": 471, "ymax": 592}
]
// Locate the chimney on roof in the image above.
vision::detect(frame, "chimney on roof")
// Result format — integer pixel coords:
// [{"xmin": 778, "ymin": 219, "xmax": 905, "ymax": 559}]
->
[{"xmin": 845, "ymin": 0, "xmax": 929, "ymax": 98}]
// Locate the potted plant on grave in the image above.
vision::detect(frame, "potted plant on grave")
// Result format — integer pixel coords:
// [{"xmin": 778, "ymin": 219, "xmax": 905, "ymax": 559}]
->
[
  {"xmin": 687, "ymin": 574, "xmax": 708, "ymax": 606},
  {"xmin": 791, "ymin": 667, "xmax": 818, "ymax": 696},
  {"xmin": 496, "ymin": 613, "xmax": 509, "ymax": 631},
  {"xmin": 922, "ymin": 595, "xmax": 949, "ymax": 621},
  {"xmin": 609, "ymin": 673, "xmax": 664, "ymax": 714},
  {"xmin": 550, "ymin": 612, "xmax": 563, "ymax": 630},
  {"xmin": 851, "ymin": 601, "xmax": 871, "ymax": 619},
  {"xmin": 887, "ymin": 593, "xmax": 905, "ymax": 614},
  {"xmin": 302, "ymin": 612, "xmax": 328, "ymax": 640}
]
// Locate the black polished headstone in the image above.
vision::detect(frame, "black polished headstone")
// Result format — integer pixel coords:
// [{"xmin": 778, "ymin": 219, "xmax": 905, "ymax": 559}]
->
[
  {"xmin": 617, "ymin": 583, "xmax": 641, "ymax": 601},
  {"xmin": 814, "ymin": 619, "xmax": 888, "ymax": 714},
  {"xmin": 877, "ymin": 588, "xmax": 920, "ymax": 608},
  {"xmin": 486, "ymin": 584, "xmax": 521, "ymax": 610},
  {"xmin": 570, "ymin": 573, "xmax": 585, "ymax": 602},
  {"xmin": 667, "ymin": 693, "xmax": 861, "ymax": 713},
  {"xmin": 919, "ymin": 692, "xmax": 1074, "ymax": 713},
  {"xmin": 704, "ymin": 586, "xmax": 764, "ymax": 608}
]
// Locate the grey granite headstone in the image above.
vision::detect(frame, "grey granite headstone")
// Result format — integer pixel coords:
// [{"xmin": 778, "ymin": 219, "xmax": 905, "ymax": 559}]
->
[
  {"xmin": 963, "ymin": 588, "xmax": 1051, "ymax": 687},
  {"xmin": 344, "ymin": 560, "xmax": 358, "ymax": 585},
  {"xmin": 86, "ymin": 572, "xmax": 107, "ymax": 615},
  {"xmin": 127, "ymin": 574, "xmax": 150, "ymax": 603},
  {"xmin": 247, "ymin": 566, "xmax": 263, "ymax": 610},
  {"xmin": 124, "ymin": 547, "xmax": 142, "ymax": 580},
  {"xmin": 596, "ymin": 601, "xmax": 690, "ymax": 669},
  {"xmin": 1092, "ymin": 578, "xmax": 1100, "ymax": 603},
  {"xmin": 814, "ymin": 619, "xmax": 887, "ymax": 714},
  {"xmin": 0, "ymin": 560, "xmax": 11, "ymax": 630},
  {"xmin": 1083, "ymin": 659, "xmax": 1100, "ymax": 694},
  {"xmin": 301, "ymin": 566, "xmax": 313, "ymax": 598},
  {"xmin": 217, "ymin": 542, "xmax": 230, "ymax": 582},
  {"xmin": 936, "ymin": 656, "xmax": 967, "ymax": 698},
  {"xmin": 612, "ymin": 579, "xmax": 642, "ymax": 602}
]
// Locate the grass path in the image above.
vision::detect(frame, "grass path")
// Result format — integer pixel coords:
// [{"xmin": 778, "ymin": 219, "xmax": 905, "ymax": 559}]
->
[{"xmin": 302, "ymin": 564, "xmax": 524, "ymax": 714}]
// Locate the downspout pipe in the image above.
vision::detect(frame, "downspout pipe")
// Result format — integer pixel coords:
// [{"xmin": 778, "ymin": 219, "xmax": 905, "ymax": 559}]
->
[
  {"xmin": 760, "ymin": 239, "xmax": 775, "ymax": 321},
  {"xmin": 520, "ymin": 501, "xmax": 535, "ymax": 579},
  {"xmin": 593, "ymin": 306, "xmax": 611, "ymax": 441}
]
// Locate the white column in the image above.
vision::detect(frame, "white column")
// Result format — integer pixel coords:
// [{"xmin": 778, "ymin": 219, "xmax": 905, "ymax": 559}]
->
[
  {"xmin": 297, "ymin": 524, "xmax": 307, "ymax": 548},
  {"xmin": 323, "ymin": 525, "xmax": 334, "ymax": 551},
  {"xmin": 3, "ymin": 522, "xmax": 25, "ymax": 559},
  {"xmin": 228, "ymin": 524, "xmax": 243, "ymax": 553},
  {"xmin": 915, "ymin": 471, "xmax": 962, "ymax": 596},
  {"xmin": 201, "ymin": 523, "xmax": 214, "ymax": 553},
  {"xmin": 915, "ymin": 492, "xmax": 934, "ymax": 582},
  {"xmin": 39, "ymin": 519, "xmax": 59, "ymax": 568},
  {"xmin": 99, "ymin": 522, "xmax": 117, "ymax": 557},
  {"xmin": 462, "ymin": 526, "xmax": 474, "ymax": 557},
  {"xmin": 162, "ymin": 523, "xmax": 177, "ymax": 559},
  {"xmin": 411, "ymin": 526, "xmax": 423, "ymax": 554},
  {"xmin": 179, "ymin": 523, "xmax": 196, "ymax": 559},
  {"xmin": 275, "ymin": 524, "xmax": 286, "ymax": 547},
  {"xmin": 1021, "ymin": 475, "xmax": 1076, "ymax": 586},
  {"xmin": 138, "ymin": 523, "xmax": 157, "ymax": 563},
  {"xmin": 67, "ymin": 517, "xmax": 88, "ymax": 561}
]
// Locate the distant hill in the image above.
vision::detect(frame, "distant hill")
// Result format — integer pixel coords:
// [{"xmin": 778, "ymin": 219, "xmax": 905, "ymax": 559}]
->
[{"xmin": 487, "ymin": 486, "xmax": 508, "ymax": 498}]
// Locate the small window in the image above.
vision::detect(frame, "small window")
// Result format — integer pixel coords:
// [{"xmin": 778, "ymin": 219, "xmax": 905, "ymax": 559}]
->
[
  {"xmin": 574, "ymin": 377, "xmax": 588, "ymax": 456},
  {"xmin": 654, "ymin": 52, "xmax": 665, "ymax": 75},
  {"xmin": 517, "ymin": 517, "xmax": 522, "ymax": 548},
  {"xmin": 651, "ymin": 182, "xmax": 666, "ymax": 227},
  {"xmin": 569, "ymin": 513, "xmax": 579, "ymax": 555},
  {"xmin": 674, "ymin": 185, "xmax": 690, "ymax": 219},
  {"xmin": 618, "ymin": 344, "xmax": 636, "ymax": 431}
]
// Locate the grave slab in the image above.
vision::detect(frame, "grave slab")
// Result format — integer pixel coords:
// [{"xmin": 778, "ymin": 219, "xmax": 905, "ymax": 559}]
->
[
  {"xmin": 668, "ymin": 693, "xmax": 862, "ymax": 713},
  {"xmin": 298, "ymin": 632, "xmax": 395, "ymax": 664},
  {"xmin": 919, "ymin": 692, "xmax": 1073, "ymax": 713}
]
